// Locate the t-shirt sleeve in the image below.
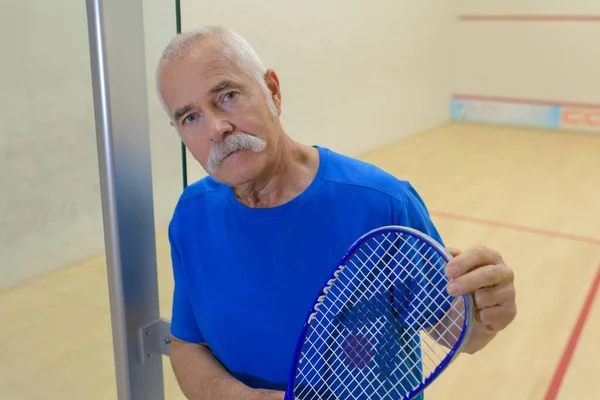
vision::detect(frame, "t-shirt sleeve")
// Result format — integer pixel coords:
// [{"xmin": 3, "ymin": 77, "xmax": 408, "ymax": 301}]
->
[
  {"xmin": 396, "ymin": 183, "xmax": 444, "ymax": 246},
  {"xmin": 169, "ymin": 219, "xmax": 205, "ymax": 344},
  {"xmin": 394, "ymin": 182, "xmax": 453, "ymax": 329}
]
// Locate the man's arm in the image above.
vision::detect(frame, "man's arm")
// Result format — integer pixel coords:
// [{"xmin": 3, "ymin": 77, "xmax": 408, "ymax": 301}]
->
[
  {"xmin": 167, "ymin": 219, "xmax": 284, "ymax": 399},
  {"xmin": 170, "ymin": 337, "xmax": 285, "ymax": 400}
]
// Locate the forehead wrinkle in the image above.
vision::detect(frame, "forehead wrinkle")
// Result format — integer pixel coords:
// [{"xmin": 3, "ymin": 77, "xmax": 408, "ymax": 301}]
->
[{"xmin": 162, "ymin": 45, "xmax": 249, "ymax": 118}]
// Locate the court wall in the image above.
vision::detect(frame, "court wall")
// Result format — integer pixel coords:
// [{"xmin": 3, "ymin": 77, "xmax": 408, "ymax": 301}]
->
[
  {"xmin": 179, "ymin": 0, "xmax": 458, "ymax": 178},
  {"xmin": 0, "ymin": 0, "xmax": 456, "ymax": 290},
  {"xmin": 452, "ymin": 0, "xmax": 600, "ymax": 133}
]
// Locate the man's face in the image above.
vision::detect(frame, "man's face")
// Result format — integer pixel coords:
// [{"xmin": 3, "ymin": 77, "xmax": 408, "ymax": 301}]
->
[{"xmin": 158, "ymin": 39, "xmax": 281, "ymax": 186}]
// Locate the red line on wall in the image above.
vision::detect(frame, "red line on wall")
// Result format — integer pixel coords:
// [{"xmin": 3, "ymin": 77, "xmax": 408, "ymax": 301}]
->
[
  {"xmin": 453, "ymin": 94, "xmax": 600, "ymax": 110},
  {"xmin": 543, "ymin": 263, "xmax": 600, "ymax": 400},
  {"xmin": 460, "ymin": 15, "xmax": 600, "ymax": 22}
]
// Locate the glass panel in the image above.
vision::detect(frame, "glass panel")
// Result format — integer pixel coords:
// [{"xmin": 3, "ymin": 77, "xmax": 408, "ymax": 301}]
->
[
  {"xmin": 143, "ymin": 1, "xmax": 186, "ymax": 398},
  {"xmin": 0, "ymin": 0, "xmax": 117, "ymax": 398}
]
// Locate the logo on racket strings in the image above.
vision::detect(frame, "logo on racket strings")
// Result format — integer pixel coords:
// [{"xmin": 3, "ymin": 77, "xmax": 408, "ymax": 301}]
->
[
  {"xmin": 343, "ymin": 333, "xmax": 373, "ymax": 368},
  {"xmin": 308, "ymin": 264, "xmax": 347, "ymax": 323}
]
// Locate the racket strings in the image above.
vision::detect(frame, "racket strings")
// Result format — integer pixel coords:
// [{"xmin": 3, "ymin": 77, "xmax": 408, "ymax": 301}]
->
[
  {"xmin": 292, "ymin": 231, "xmax": 469, "ymax": 400},
  {"xmin": 359, "ymin": 234, "xmax": 464, "ymax": 349}
]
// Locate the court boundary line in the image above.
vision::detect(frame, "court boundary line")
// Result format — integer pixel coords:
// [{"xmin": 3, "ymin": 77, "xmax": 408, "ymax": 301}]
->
[
  {"xmin": 459, "ymin": 15, "xmax": 600, "ymax": 22},
  {"xmin": 430, "ymin": 209, "xmax": 600, "ymax": 399},
  {"xmin": 543, "ymin": 263, "xmax": 600, "ymax": 399},
  {"xmin": 430, "ymin": 210, "xmax": 600, "ymax": 245}
]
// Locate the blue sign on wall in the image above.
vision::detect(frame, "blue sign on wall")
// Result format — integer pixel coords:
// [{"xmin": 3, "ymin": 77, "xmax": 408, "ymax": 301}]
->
[{"xmin": 451, "ymin": 98, "xmax": 561, "ymax": 129}]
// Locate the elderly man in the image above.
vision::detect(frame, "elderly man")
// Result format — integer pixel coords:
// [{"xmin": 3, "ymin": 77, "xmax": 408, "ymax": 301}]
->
[{"xmin": 157, "ymin": 26, "xmax": 516, "ymax": 400}]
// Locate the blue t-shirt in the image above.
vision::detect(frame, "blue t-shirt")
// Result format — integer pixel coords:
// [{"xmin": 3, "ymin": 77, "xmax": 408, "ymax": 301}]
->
[{"xmin": 168, "ymin": 145, "xmax": 445, "ymax": 396}]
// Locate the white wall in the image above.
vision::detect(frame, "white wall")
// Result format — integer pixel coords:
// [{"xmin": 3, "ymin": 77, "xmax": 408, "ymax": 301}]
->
[
  {"xmin": 459, "ymin": 0, "xmax": 600, "ymax": 15},
  {"xmin": 454, "ymin": 0, "xmax": 600, "ymax": 105},
  {"xmin": 0, "ymin": 0, "xmax": 181, "ymax": 291},
  {"xmin": 181, "ymin": 0, "xmax": 457, "ymax": 176},
  {"xmin": 0, "ymin": 0, "xmax": 455, "ymax": 291}
]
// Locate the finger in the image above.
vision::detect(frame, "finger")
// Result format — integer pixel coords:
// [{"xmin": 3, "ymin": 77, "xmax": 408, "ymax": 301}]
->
[
  {"xmin": 445, "ymin": 246, "xmax": 503, "ymax": 279},
  {"xmin": 447, "ymin": 263, "xmax": 513, "ymax": 296},
  {"xmin": 473, "ymin": 282, "xmax": 516, "ymax": 309},
  {"xmin": 476, "ymin": 302, "xmax": 517, "ymax": 331},
  {"xmin": 444, "ymin": 247, "xmax": 462, "ymax": 277},
  {"xmin": 446, "ymin": 247, "xmax": 462, "ymax": 258}
]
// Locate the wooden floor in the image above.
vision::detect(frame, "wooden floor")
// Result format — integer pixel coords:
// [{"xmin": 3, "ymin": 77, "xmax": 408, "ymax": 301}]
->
[{"xmin": 1, "ymin": 122, "xmax": 599, "ymax": 399}]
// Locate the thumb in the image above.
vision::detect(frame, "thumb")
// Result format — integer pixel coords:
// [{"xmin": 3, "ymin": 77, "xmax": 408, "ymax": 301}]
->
[{"xmin": 446, "ymin": 246, "xmax": 462, "ymax": 258}]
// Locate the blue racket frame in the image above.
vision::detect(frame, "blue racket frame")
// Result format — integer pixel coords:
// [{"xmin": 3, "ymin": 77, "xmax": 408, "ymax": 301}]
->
[{"xmin": 284, "ymin": 225, "xmax": 475, "ymax": 400}]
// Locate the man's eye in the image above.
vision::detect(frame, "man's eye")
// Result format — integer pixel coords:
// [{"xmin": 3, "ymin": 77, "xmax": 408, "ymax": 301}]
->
[
  {"xmin": 224, "ymin": 92, "xmax": 237, "ymax": 101},
  {"xmin": 184, "ymin": 113, "xmax": 199, "ymax": 124}
]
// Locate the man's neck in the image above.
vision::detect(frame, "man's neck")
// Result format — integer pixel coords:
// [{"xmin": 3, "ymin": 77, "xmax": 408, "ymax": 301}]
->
[{"xmin": 233, "ymin": 137, "xmax": 319, "ymax": 208}]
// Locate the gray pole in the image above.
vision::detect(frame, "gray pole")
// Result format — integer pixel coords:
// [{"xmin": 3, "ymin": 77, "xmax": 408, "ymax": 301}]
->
[{"xmin": 85, "ymin": 0, "xmax": 171, "ymax": 398}]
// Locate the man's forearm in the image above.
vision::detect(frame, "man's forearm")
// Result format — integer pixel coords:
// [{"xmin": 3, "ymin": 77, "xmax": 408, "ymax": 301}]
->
[
  {"xmin": 170, "ymin": 338, "xmax": 284, "ymax": 400},
  {"xmin": 170, "ymin": 338, "xmax": 248, "ymax": 399}
]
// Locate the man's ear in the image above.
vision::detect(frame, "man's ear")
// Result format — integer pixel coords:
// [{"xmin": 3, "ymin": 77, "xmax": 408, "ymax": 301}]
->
[
  {"xmin": 170, "ymin": 120, "xmax": 174, "ymax": 127},
  {"xmin": 264, "ymin": 69, "xmax": 282, "ymax": 112}
]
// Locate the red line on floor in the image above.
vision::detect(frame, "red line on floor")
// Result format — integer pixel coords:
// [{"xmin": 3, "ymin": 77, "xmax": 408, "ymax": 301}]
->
[
  {"xmin": 459, "ymin": 15, "xmax": 600, "ymax": 22},
  {"xmin": 430, "ymin": 210, "xmax": 600, "ymax": 399},
  {"xmin": 430, "ymin": 210, "xmax": 600, "ymax": 245},
  {"xmin": 543, "ymin": 263, "xmax": 600, "ymax": 400}
]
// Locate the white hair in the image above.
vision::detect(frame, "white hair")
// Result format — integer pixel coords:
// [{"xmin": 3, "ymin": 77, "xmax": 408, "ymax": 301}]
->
[{"xmin": 156, "ymin": 25, "xmax": 278, "ymax": 118}]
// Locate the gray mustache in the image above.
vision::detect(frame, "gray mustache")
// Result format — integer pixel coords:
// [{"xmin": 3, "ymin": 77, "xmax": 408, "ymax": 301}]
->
[{"xmin": 207, "ymin": 132, "xmax": 267, "ymax": 173}]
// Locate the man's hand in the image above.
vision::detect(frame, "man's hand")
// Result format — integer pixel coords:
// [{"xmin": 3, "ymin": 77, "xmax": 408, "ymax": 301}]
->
[
  {"xmin": 250, "ymin": 389, "xmax": 286, "ymax": 400},
  {"xmin": 444, "ymin": 246, "xmax": 516, "ymax": 353}
]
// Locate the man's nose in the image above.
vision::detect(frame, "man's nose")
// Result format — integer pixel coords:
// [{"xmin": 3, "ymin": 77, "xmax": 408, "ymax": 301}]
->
[{"xmin": 207, "ymin": 112, "xmax": 234, "ymax": 142}]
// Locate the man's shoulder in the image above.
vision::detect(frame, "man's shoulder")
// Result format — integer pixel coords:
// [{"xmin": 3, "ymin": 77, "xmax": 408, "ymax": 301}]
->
[
  {"xmin": 322, "ymin": 146, "xmax": 413, "ymax": 202},
  {"xmin": 170, "ymin": 175, "xmax": 227, "ymax": 222},
  {"xmin": 178, "ymin": 175, "xmax": 226, "ymax": 203},
  {"xmin": 169, "ymin": 176, "xmax": 227, "ymax": 239}
]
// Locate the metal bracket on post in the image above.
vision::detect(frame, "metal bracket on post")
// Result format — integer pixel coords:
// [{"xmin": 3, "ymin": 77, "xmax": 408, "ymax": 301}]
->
[{"xmin": 140, "ymin": 318, "xmax": 172, "ymax": 363}]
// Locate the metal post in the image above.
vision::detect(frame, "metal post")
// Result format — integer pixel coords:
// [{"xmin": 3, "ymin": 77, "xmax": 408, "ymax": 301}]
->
[{"xmin": 85, "ymin": 0, "xmax": 169, "ymax": 398}]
